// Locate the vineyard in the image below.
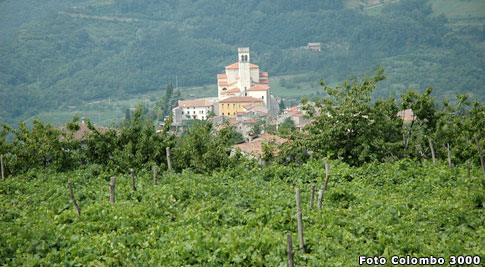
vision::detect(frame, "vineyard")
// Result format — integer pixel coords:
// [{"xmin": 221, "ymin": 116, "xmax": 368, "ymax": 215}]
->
[{"xmin": 1, "ymin": 159, "xmax": 483, "ymax": 265}]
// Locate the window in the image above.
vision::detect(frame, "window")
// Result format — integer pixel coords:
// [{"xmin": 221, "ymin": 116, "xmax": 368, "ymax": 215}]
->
[
  {"xmin": 262, "ymin": 96, "xmax": 264, "ymax": 99},
  {"xmin": 182, "ymin": 111, "xmax": 184, "ymax": 115},
  {"xmin": 222, "ymin": 87, "xmax": 227, "ymax": 91},
  {"xmin": 239, "ymin": 104, "xmax": 241, "ymax": 108},
  {"xmin": 233, "ymin": 104, "xmax": 236, "ymax": 108},
  {"xmin": 245, "ymin": 93, "xmax": 247, "ymax": 96},
  {"xmin": 193, "ymin": 111, "xmax": 196, "ymax": 114},
  {"xmin": 222, "ymin": 112, "xmax": 224, "ymax": 116},
  {"xmin": 200, "ymin": 110, "xmax": 203, "ymax": 114}
]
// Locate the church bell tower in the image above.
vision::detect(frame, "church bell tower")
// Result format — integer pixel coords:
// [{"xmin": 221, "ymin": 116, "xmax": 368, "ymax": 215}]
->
[{"xmin": 238, "ymin": 47, "xmax": 251, "ymax": 93}]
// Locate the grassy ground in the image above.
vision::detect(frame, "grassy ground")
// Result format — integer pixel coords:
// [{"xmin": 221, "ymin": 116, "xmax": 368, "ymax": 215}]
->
[{"xmin": 430, "ymin": 0, "xmax": 485, "ymax": 20}]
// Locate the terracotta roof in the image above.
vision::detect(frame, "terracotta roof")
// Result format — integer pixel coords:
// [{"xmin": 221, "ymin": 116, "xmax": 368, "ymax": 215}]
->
[
  {"xmin": 218, "ymin": 81, "xmax": 228, "ymax": 86},
  {"xmin": 243, "ymin": 103, "xmax": 261, "ymax": 110},
  {"xmin": 242, "ymin": 118, "xmax": 257, "ymax": 124},
  {"xmin": 221, "ymin": 87, "xmax": 240, "ymax": 94},
  {"xmin": 260, "ymin": 72, "xmax": 269, "ymax": 77},
  {"xmin": 179, "ymin": 99, "xmax": 212, "ymax": 107},
  {"xmin": 217, "ymin": 74, "xmax": 227, "ymax": 79},
  {"xmin": 248, "ymin": 84, "xmax": 270, "ymax": 91},
  {"xmin": 258, "ymin": 134, "xmax": 288, "ymax": 145},
  {"xmin": 259, "ymin": 79, "xmax": 269, "ymax": 84},
  {"xmin": 225, "ymin": 62, "xmax": 260, "ymax": 69},
  {"xmin": 220, "ymin": 96, "xmax": 263, "ymax": 103},
  {"xmin": 285, "ymin": 106, "xmax": 299, "ymax": 112},
  {"xmin": 58, "ymin": 123, "xmax": 110, "ymax": 141},
  {"xmin": 234, "ymin": 142, "xmax": 265, "ymax": 156},
  {"xmin": 233, "ymin": 134, "xmax": 289, "ymax": 156}
]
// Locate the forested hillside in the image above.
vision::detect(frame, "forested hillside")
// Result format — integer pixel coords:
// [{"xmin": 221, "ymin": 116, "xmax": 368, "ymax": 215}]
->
[{"xmin": 1, "ymin": 0, "xmax": 484, "ymax": 124}]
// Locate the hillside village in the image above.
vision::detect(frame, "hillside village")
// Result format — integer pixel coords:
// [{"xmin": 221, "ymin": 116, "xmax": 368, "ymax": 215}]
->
[{"xmin": 168, "ymin": 47, "xmax": 312, "ymax": 155}]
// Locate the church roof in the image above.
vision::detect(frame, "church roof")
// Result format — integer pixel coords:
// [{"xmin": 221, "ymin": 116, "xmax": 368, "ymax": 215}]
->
[
  {"xmin": 260, "ymin": 72, "xmax": 269, "ymax": 77},
  {"xmin": 220, "ymin": 96, "xmax": 263, "ymax": 103},
  {"xmin": 219, "ymin": 81, "xmax": 228, "ymax": 86},
  {"xmin": 217, "ymin": 74, "xmax": 227, "ymax": 79},
  {"xmin": 225, "ymin": 62, "xmax": 259, "ymax": 69},
  {"xmin": 221, "ymin": 87, "xmax": 241, "ymax": 94},
  {"xmin": 248, "ymin": 84, "xmax": 270, "ymax": 91}
]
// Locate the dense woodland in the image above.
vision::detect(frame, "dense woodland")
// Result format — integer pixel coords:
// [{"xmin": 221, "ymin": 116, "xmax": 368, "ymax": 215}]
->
[{"xmin": 1, "ymin": 0, "xmax": 485, "ymax": 124}]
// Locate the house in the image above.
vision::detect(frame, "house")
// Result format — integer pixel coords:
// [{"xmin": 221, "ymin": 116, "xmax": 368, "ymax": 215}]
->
[
  {"xmin": 306, "ymin": 42, "xmax": 321, "ymax": 51},
  {"xmin": 278, "ymin": 105, "xmax": 312, "ymax": 130},
  {"xmin": 233, "ymin": 134, "xmax": 289, "ymax": 158},
  {"xmin": 219, "ymin": 96, "xmax": 263, "ymax": 118},
  {"xmin": 58, "ymin": 122, "xmax": 111, "ymax": 141},
  {"xmin": 172, "ymin": 98, "xmax": 218, "ymax": 124},
  {"xmin": 217, "ymin": 47, "xmax": 278, "ymax": 115}
]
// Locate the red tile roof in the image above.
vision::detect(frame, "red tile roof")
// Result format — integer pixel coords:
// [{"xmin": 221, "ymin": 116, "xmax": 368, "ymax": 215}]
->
[
  {"xmin": 221, "ymin": 87, "xmax": 241, "ymax": 94},
  {"xmin": 260, "ymin": 72, "xmax": 269, "ymax": 77},
  {"xmin": 217, "ymin": 74, "xmax": 227, "ymax": 79},
  {"xmin": 219, "ymin": 81, "xmax": 228, "ymax": 86},
  {"xmin": 233, "ymin": 134, "xmax": 289, "ymax": 156},
  {"xmin": 259, "ymin": 79, "xmax": 269, "ymax": 84},
  {"xmin": 58, "ymin": 123, "xmax": 111, "ymax": 141},
  {"xmin": 248, "ymin": 84, "xmax": 270, "ymax": 91},
  {"xmin": 220, "ymin": 96, "xmax": 263, "ymax": 103},
  {"xmin": 179, "ymin": 99, "xmax": 213, "ymax": 107},
  {"xmin": 225, "ymin": 62, "xmax": 260, "ymax": 69}
]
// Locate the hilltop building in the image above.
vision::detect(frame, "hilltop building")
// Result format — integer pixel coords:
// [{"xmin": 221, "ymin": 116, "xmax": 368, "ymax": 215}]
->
[
  {"xmin": 217, "ymin": 48, "xmax": 278, "ymax": 116},
  {"xmin": 306, "ymin": 42, "xmax": 321, "ymax": 51},
  {"xmin": 171, "ymin": 47, "xmax": 279, "ymax": 133}
]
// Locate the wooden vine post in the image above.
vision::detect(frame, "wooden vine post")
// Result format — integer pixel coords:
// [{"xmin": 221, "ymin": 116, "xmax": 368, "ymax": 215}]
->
[
  {"xmin": 68, "ymin": 180, "xmax": 81, "ymax": 216},
  {"xmin": 286, "ymin": 233, "xmax": 295, "ymax": 267},
  {"xmin": 130, "ymin": 168, "xmax": 136, "ymax": 192},
  {"xmin": 309, "ymin": 185, "xmax": 315, "ymax": 210},
  {"xmin": 166, "ymin": 147, "xmax": 172, "ymax": 172},
  {"xmin": 323, "ymin": 161, "xmax": 330, "ymax": 191},
  {"xmin": 428, "ymin": 138, "xmax": 436, "ymax": 165},
  {"xmin": 446, "ymin": 143, "xmax": 453, "ymax": 169},
  {"xmin": 110, "ymin": 177, "xmax": 116, "ymax": 203},
  {"xmin": 474, "ymin": 134, "xmax": 485, "ymax": 177},
  {"xmin": 1, "ymin": 154, "xmax": 4, "ymax": 180},
  {"xmin": 317, "ymin": 189, "xmax": 323, "ymax": 209},
  {"xmin": 153, "ymin": 165, "xmax": 158, "ymax": 185},
  {"xmin": 295, "ymin": 188, "xmax": 305, "ymax": 253}
]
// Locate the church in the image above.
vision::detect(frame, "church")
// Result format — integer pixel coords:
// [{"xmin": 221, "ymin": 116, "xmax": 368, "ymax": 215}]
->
[
  {"xmin": 172, "ymin": 47, "xmax": 278, "ymax": 127},
  {"xmin": 216, "ymin": 47, "xmax": 278, "ymax": 117}
]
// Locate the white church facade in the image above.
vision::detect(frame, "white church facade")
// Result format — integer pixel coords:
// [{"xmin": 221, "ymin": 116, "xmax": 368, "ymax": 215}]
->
[{"xmin": 217, "ymin": 48, "xmax": 271, "ymax": 108}]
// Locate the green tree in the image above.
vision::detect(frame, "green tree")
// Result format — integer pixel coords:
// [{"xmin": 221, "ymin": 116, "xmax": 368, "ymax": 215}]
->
[
  {"xmin": 286, "ymin": 68, "xmax": 403, "ymax": 166},
  {"xmin": 278, "ymin": 117, "xmax": 296, "ymax": 136}
]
